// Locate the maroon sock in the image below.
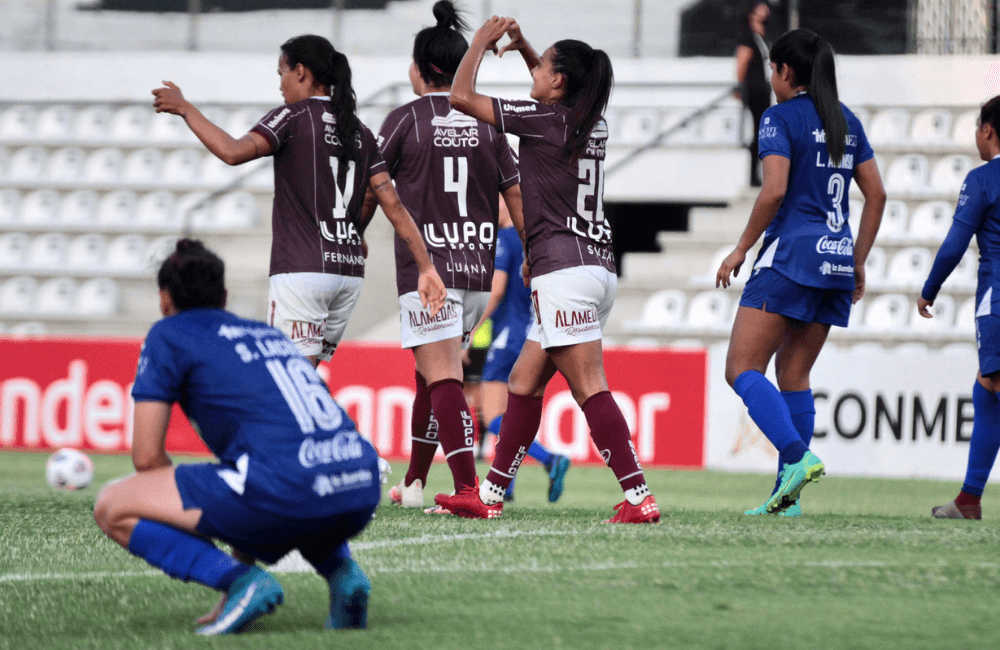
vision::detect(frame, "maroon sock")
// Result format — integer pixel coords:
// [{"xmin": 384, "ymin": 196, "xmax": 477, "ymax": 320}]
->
[
  {"xmin": 956, "ymin": 490, "xmax": 981, "ymax": 507},
  {"xmin": 428, "ymin": 379, "xmax": 478, "ymax": 491},
  {"xmin": 405, "ymin": 371, "xmax": 439, "ymax": 487},
  {"xmin": 486, "ymin": 392, "xmax": 544, "ymax": 489},
  {"xmin": 583, "ymin": 391, "xmax": 646, "ymax": 491}
]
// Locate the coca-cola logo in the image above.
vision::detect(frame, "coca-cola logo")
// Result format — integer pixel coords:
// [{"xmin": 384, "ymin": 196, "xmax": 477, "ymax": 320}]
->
[
  {"xmin": 815, "ymin": 236, "xmax": 854, "ymax": 255},
  {"xmin": 298, "ymin": 430, "xmax": 365, "ymax": 468}
]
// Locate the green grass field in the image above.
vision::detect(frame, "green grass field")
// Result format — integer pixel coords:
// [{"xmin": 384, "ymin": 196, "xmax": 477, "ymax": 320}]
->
[{"xmin": 1, "ymin": 450, "xmax": 998, "ymax": 650}]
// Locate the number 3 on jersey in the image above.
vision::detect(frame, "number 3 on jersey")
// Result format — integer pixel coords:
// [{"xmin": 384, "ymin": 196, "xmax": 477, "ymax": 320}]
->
[{"xmin": 826, "ymin": 172, "xmax": 845, "ymax": 233}]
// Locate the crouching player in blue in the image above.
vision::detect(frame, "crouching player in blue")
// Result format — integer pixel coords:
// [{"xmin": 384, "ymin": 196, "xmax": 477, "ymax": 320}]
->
[
  {"xmin": 479, "ymin": 197, "xmax": 571, "ymax": 502},
  {"xmin": 94, "ymin": 239, "xmax": 380, "ymax": 635},
  {"xmin": 918, "ymin": 95, "xmax": 1000, "ymax": 520}
]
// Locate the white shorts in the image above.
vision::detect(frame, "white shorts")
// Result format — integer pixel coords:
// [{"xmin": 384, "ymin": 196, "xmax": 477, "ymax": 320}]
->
[
  {"xmin": 267, "ymin": 272, "xmax": 364, "ymax": 361},
  {"xmin": 527, "ymin": 266, "xmax": 616, "ymax": 349},
  {"xmin": 399, "ymin": 288, "xmax": 490, "ymax": 350}
]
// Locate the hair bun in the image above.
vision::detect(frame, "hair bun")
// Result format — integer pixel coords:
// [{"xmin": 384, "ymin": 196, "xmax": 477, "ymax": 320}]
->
[
  {"xmin": 432, "ymin": 0, "xmax": 467, "ymax": 33},
  {"xmin": 175, "ymin": 238, "xmax": 203, "ymax": 255}
]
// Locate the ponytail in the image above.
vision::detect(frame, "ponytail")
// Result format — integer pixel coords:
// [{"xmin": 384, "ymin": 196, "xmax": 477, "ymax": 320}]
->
[
  {"xmin": 770, "ymin": 29, "xmax": 847, "ymax": 165},
  {"xmin": 413, "ymin": 0, "xmax": 470, "ymax": 87},
  {"xmin": 551, "ymin": 40, "xmax": 614, "ymax": 163}
]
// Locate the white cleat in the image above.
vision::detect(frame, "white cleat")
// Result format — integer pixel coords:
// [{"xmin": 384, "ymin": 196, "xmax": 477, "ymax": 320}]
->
[{"xmin": 388, "ymin": 478, "xmax": 424, "ymax": 507}]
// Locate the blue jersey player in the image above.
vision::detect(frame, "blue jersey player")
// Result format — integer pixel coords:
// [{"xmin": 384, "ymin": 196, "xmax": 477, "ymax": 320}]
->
[
  {"xmin": 478, "ymin": 199, "xmax": 571, "ymax": 502},
  {"xmin": 94, "ymin": 239, "xmax": 381, "ymax": 635},
  {"xmin": 715, "ymin": 29, "xmax": 886, "ymax": 515},
  {"xmin": 918, "ymin": 95, "xmax": 1000, "ymax": 520}
]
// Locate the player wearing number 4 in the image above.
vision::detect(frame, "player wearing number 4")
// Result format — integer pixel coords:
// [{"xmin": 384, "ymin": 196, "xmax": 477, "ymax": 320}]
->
[
  {"xmin": 378, "ymin": 1, "xmax": 524, "ymax": 509},
  {"xmin": 716, "ymin": 29, "xmax": 885, "ymax": 515},
  {"xmin": 435, "ymin": 16, "xmax": 659, "ymax": 523},
  {"xmin": 95, "ymin": 240, "xmax": 382, "ymax": 635},
  {"xmin": 153, "ymin": 35, "xmax": 445, "ymax": 368}
]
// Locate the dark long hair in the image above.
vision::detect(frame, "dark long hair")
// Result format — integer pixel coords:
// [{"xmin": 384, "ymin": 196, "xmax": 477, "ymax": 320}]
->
[
  {"xmin": 551, "ymin": 39, "xmax": 613, "ymax": 163},
  {"xmin": 980, "ymin": 95, "xmax": 1000, "ymax": 133},
  {"xmin": 770, "ymin": 29, "xmax": 847, "ymax": 164},
  {"xmin": 281, "ymin": 34, "xmax": 361, "ymax": 164},
  {"xmin": 413, "ymin": 1, "xmax": 469, "ymax": 87},
  {"xmin": 157, "ymin": 239, "xmax": 225, "ymax": 311}
]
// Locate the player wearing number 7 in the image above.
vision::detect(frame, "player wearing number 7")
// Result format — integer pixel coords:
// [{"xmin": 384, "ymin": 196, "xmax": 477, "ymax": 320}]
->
[
  {"xmin": 152, "ymin": 35, "xmax": 445, "ymax": 368},
  {"xmin": 715, "ymin": 29, "xmax": 885, "ymax": 516}
]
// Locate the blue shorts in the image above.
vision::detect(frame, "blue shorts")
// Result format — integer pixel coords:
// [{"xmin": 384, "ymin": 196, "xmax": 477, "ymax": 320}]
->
[
  {"xmin": 175, "ymin": 463, "xmax": 376, "ymax": 565},
  {"xmin": 482, "ymin": 344, "xmax": 522, "ymax": 383},
  {"xmin": 976, "ymin": 315, "xmax": 1000, "ymax": 377},
  {"xmin": 739, "ymin": 268, "xmax": 853, "ymax": 327}
]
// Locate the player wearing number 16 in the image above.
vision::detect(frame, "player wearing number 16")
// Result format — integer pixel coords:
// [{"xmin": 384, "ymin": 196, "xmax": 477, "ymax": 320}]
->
[
  {"xmin": 152, "ymin": 35, "xmax": 445, "ymax": 367},
  {"xmin": 715, "ymin": 30, "xmax": 886, "ymax": 515}
]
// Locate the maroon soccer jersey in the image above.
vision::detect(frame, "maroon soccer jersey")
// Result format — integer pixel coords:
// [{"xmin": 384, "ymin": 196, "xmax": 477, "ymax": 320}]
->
[
  {"xmin": 251, "ymin": 97, "xmax": 387, "ymax": 278},
  {"xmin": 378, "ymin": 93, "xmax": 520, "ymax": 295},
  {"xmin": 491, "ymin": 98, "xmax": 615, "ymax": 277}
]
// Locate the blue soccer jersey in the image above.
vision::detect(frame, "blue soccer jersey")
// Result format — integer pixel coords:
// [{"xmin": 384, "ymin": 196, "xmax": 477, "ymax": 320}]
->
[
  {"xmin": 132, "ymin": 308, "xmax": 380, "ymax": 519},
  {"xmin": 490, "ymin": 226, "xmax": 533, "ymax": 349},
  {"xmin": 754, "ymin": 94, "xmax": 874, "ymax": 290}
]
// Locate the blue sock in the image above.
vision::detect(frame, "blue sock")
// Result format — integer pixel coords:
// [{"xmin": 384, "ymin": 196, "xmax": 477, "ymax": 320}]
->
[
  {"xmin": 733, "ymin": 370, "xmax": 808, "ymax": 464},
  {"xmin": 962, "ymin": 382, "xmax": 1000, "ymax": 497},
  {"xmin": 772, "ymin": 390, "xmax": 816, "ymax": 494},
  {"xmin": 310, "ymin": 541, "xmax": 352, "ymax": 578},
  {"xmin": 488, "ymin": 415, "xmax": 503, "ymax": 436},
  {"xmin": 527, "ymin": 441, "xmax": 553, "ymax": 467},
  {"xmin": 128, "ymin": 520, "xmax": 250, "ymax": 591}
]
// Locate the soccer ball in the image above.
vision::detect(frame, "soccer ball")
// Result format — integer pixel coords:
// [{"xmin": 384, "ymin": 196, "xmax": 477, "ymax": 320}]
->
[{"xmin": 45, "ymin": 448, "xmax": 94, "ymax": 490}]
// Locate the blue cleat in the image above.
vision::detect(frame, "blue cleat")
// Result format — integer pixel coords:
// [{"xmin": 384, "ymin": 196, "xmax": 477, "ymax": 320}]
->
[
  {"xmin": 195, "ymin": 567, "xmax": 284, "ymax": 636},
  {"xmin": 546, "ymin": 455, "xmax": 571, "ymax": 503},
  {"xmin": 324, "ymin": 558, "xmax": 371, "ymax": 630},
  {"xmin": 766, "ymin": 451, "xmax": 825, "ymax": 514},
  {"xmin": 746, "ymin": 500, "xmax": 802, "ymax": 516}
]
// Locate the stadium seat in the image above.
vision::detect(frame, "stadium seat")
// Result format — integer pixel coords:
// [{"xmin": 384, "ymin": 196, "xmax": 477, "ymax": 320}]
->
[
  {"xmin": 619, "ymin": 109, "xmax": 660, "ymax": 146},
  {"xmin": 147, "ymin": 112, "xmax": 198, "ymax": 144},
  {"xmin": 106, "ymin": 234, "xmax": 149, "ymax": 273},
  {"xmin": 35, "ymin": 277, "xmax": 77, "ymax": 315},
  {"xmin": 659, "ymin": 110, "xmax": 701, "ymax": 145},
  {"xmin": 685, "ymin": 291, "xmax": 731, "ymax": 330},
  {"xmin": 58, "ymin": 190, "xmax": 100, "ymax": 227},
  {"xmin": 862, "ymin": 293, "xmax": 909, "ymax": 331},
  {"xmin": 623, "ymin": 337, "xmax": 659, "ymax": 348},
  {"xmin": 146, "ymin": 235, "xmax": 181, "ymax": 268},
  {"xmin": 225, "ymin": 107, "xmax": 265, "ymax": 136},
  {"xmin": 928, "ymin": 155, "xmax": 976, "ymax": 194},
  {"xmin": 0, "ymin": 144, "xmax": 8, "ymax": 178},
  {"xmin": 135, "ymin": 191, "xmax": 180, "ymax": 230},
  {"xmin": 19, "ymin": 189, "xmax": 60, "ymax": 226},
  {"xmin": 47, "ymin": 147, "xmax": 87, "ymax": 182},
  {"xmin": 201, "ymin": 154, "xmax": 241, "ymax": 185},
  {"xmin": 0, "ymin": 233, "xmax": 30, "ymax": 270},
  {"xmin": 177, "ymin": 191, "xmax": 212, "ymax": 230},
  {"xmin": 73, "ymin": 105, "xmax": 114, "ymax": 141},
  {"xmin": 359, "ymin": 108, "xmax": 388, "ymax": 135},
  {"xmin": 891, "ymin": 342, "xmax": 930, "ymax": 356},
  {"xmin": 847, "ymin": 297, "xmax": 864, "ymax": 328},
  {"xmin": 908, "ymin": 293, "xmax": 954, "ymax": 334},
  {"xmin": 96, "ymin": 189, "xmax": 137, "ymax": 228},
  {"xmin": 909, "ymin": 109, "xmax": 952, "ymax": 144},
  {"xmin": 954, "ymin": 297, "xmax": 977, "ymax": 334},
  {"xmin": 36, "ymin": 105, "xmax": 76, "ymax": 141},
  {"xmin": 0, "ymin": 105, "xmax": 36, "ymax": 140},
  {"xmin": 83, "ymin": 148, "xmax": 125, "ymax": 184},
  {"xmin": 872, "ymin": 200, "xmax": 908, "ymax": 241},
  {"xmin": 8, "ymin": 321, "xmax": 46, "ymax": 335},
  {"xmin": 109, "ymin": 105, "xmax": 149, "ymax": 141},
  {"xmin": 849, "ymin": 153, "xmax": 886, "ymax": 197},
  {"xmin": 211, "ymin": 191, "xmax": 260, "ymax": 229},
  {"xmin": 161, "ymin": 148, "xmax": 203, "ymax": 185},
  {"xmin": 699, "ymin": 108, "xmax": 742, "ymax": 145},
  {"xmin": 884, "ymin": 247, "xmax": 933, "ymax": 289},
  {"xmin": 75, "ymin": 277, "xmax": 119, "ymax": 316},
  {"xmin": 941, "ymin": 249, "xmax": 977, "ymax": 292},
  {"xmin": 0, "ymin": 277, "xmax": 37, "ymax": 314},
  {"xmin": 867, "ymin": 109, "xmax": 910, "ymax": 145},
  {"xmin": 0, "ymin": 188, "xmax": 21, "ymax": 224},
  {"xmin": 123, "ymin": 148, "xmax": 163, "ymax": 184},
  {"xmin": 863, "ymin": 247, "xmax": 887, "ymax": 289},
  {"xmin": 66, "ymin": 234, "xmax": 108, "ymax": 272},
  {"xmin": 884, "ymin": 154, "xmax": 929, "ymax": 194},
  {"xmin": 692, "ymin": 246, "xmax": 745, "ymax": 288},
  {"xmin": 8, "ymin": 146, "xmax": 48, "ymax": 182},
  {"xmin": 27, "ymin": 233, "xmax": 69, "ymax": 270},
  {"xmin": 952, "ymin": 110, "xmax": 979, "ymax": 145},
  {"xmin": 908, "ymin": 201, "xmax": 952, "ymax": 241},
  {"xmin": 246, "ymin": 159, "xmax": 274, "ymax": 189},
  {"xmin": 635, "ymin": 289, "xmax": 686, "ymax": 328}
]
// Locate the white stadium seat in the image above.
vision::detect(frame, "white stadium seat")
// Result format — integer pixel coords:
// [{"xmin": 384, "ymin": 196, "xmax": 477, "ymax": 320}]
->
[
  {"xmin": 884, "ymin": 154, "xmax": 929, "ymax": 194},
  {"xmin": 847, "ymin": 199, "xmax": 863, "ymax": 236},
  {"xmin": 942, "ymin": 250, "xmax": 977, "ymax": 292},
  {"xmin": 161, "ymin": 149, "xmax": 203, "ymax": 185},
  {"xmin": 908, "ymin": 201, "xmax": 952, "ymax": 240},
  {"xmin": 8, "ymin": 146, "xmax": 48, "ymax": 182},
  {"xmin": 73, "ymin": 105, "xmax": 114, "ymax": 141},
  {"xmin": 908, "ymin": 293, "xmax": 954, "ymax": 334},
  {"xmin": 928, "ymin": 155, "xmax": 976, "ymax": 194},
  {"xmin": 147, "ymin": 112, "xmax": 198, "ymax": 144},
  {"xmin": 225, "ymin": 107, "xmax": 264, "ymax": 136},
  {"xmin": 36, "ymin": 105, "xmax": 76, "ymax": 141},
  {"xmin": 200, "ymin": 155, "xmax": 241, "ymax": 185},
  {"xmin": 135, "ymin": 191, "xmax": 179, "ymax": 230},
  {"xmin": 35, "ymin": 277, "xmax": 77, "ymax": 315},
  {"xmin": 47, "ymin": 147, "xmax": 87, "ymax": 182},
  {"xmin": 27, "ymin": 233, "xmax": 69, "ymax": 270},
  {"xmin": 955, "ymin": 297, "xmax": 977, "ymax": 334},
  {"xmin": 685, "ymin": 291, "xmax": 731, "ymax": 330},
  {"xmin": 109, "ymin": 105, "xmax": 149, "ymax": 141},
  {"xmin": 635, "ymin": 290, "xmax": 686, "ymax": 328},
  {"xmin": 618, "ymin": 109, "xmax": 660, "ymax": 146},
  {"xmin": 106, "ymin": 234, "xmax": 149, "ymax": 273},
  {"xmin": 96, "ymin": 189, "xmax": 137, "ymax": 227},
  {"xmin": 0, "ymin": 233, "xmax": 30, "ymax": 270},
  {"xmin": 884, "ymin": 247, "xmax": 933, "ymax": 289},
  {"xmin": 0, "ymin": 277, "xmax": 37, "ymax": 314},
  {"xmin": 867, "ymin": 109, "xmax": 910, "ymax": 145},
  {"xmin": 123, "ymin": 147, "xmax": 163, "ymax": 184},
  {"xmin": 178, "ymin": 191, "xmax": 212, "ymax": 230},
  {"xmin": 0, "ymin": 145, "xmax": 8, "ymax": 178},
  {"xmin": 246, "ymin": 159, "xmax": 274, "ymax": 189},
  {"xmin": 211, "ymin": 191, "xmax": 260, "ymax": 229},
  {"xmin": 847, "ymin": 298, "xmax": 864, "ymax": 328},
  {"xmin": 862, "ymin": 293, "xmax": 909, "ymax": 331},
  {"xmin": 75, "ymin": 278, "xmax": 119, "ymax": 316},
  {"xmin": 952, "ymin": 110, "xmax": 979, "ymax": 145},
  {"xmin": 0, "ymin": 188, "xmax": 21, "ymax": 224},
  {"xmin": 878, "ymin": 200, "xmax": 909, "ymax": 241},
  {"xmin": 849, "ymin": 153, "xmax": 886, "ymax": 197},
  {"xmin": 66, "ymin": 234, "xmax": 109, "ymax": 272},
  {"xmin": 8, "ymin": 321, "xmax": 47, "ymax": 335},
  {"xmin": 58, "ymin": 190, "xmax": 100, "ymax": 227},
  {"xmin": 909, "ymin": 109, "xmax": 952, "ymax": 144},
  {"xmin": 19, "ymin": 189, "xmax": 60, "ymax": 226},
  {"xmin": 83, "ymin": 148, "xmax": 125, "ymax": 183},
  {"xmin": 692, "ymin": 246, "xmax": 745, "ymax": 288},
  {"xmin": 700, "ymin": 108, "xmax": 742, "ymax": 145},
  {"xmin": 0, "ymin": 105, "xmax": 37, "ymax": 140},
  {"xmin": 863, "ymin": 247, "xmax": 887, "ymax": 289},
  {"xmin": 659, "ymin": 110, "xmax": 701, "ymax": 145},
  {"xmin": 146, "ymin": 236, "xmax": 181, "ymax": 269}
]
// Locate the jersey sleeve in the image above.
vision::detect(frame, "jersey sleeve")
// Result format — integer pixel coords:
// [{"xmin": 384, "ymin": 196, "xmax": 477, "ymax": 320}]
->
[
  {"xmin": 361, "ymin": 126, "xmax": 388, "ymax": 177},
  {"xmin": 494, "ymin": 229, "xmax": 518, "ymax": 276},
  {"xmin": 756, "ymin": 108, "xmax": 791, "ymax": 160},
  {"xmin": 376, "ymin": 108, "xmax": 411, "ymax": 178},
  {"xmin": 853, "ymin": 118, "xmax": 875, "ymax": 166},
  {"xmin": 131, "ymin": 322, "xmax": 185, "ymax": 403},
  {"xmin": 495, "ymin": 133, "xmax": 520, "ymax": 191},
  {"xmin": 953, "ymin": 171, "xmax": 989, "ymax": 230},
  {"xmin": 491, "ymin": 98, "xmax": 556, "ymax": 138},
  {"xmin": 250, "ymin": 105, "xmax": 294, "ymax": 154}
]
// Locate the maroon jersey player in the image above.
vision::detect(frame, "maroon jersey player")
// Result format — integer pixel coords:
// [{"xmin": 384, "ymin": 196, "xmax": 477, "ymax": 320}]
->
[
  {"xmin": 379, "ymin": 1, "xmax": 524, "ymax": 509},
  {"xmin": 437, "ymin": 17, "xmax": 660, "ymax": 523},
  {"xmin": 152, "ymin": 35, "xmax": 445, "ymax": 367}
]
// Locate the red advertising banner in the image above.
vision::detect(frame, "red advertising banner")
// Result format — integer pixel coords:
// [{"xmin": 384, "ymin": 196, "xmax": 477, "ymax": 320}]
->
[{"xmin": 0, "ymin": 338, "xmax": 706, "ymax": 467}]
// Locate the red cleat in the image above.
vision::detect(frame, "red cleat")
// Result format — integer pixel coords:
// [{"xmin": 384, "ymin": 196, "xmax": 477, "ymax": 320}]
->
[
  {"xmin": 434, "ymin": 483, "xmax": 504, "ymax": 520},
  {"xmin": 604, "ymin": 495, "xmax": 660, "ymax": 524}
]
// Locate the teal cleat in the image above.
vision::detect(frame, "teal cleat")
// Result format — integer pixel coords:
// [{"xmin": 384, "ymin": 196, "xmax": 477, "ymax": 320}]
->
[
  {"xmin": 744, "ymin": 502, "xmax": 769, "ymax": 515},
  {"xmin": 195, "ymin": 567, "xmax": 284, "ymax": 635},
  {"xmin": 324, "ymin": 558, "xmax": 371, "ymax": 630},
  {"xmin": 547, "ymin": 455, "xmax": 571, "ymax": 503},
  {"xmin": 745, "ymin": 500, "xmax": 802, "ymax": 516},
  {"xmin": 766, "ymin": 451, "xmax": 825, "ymax": 514}
]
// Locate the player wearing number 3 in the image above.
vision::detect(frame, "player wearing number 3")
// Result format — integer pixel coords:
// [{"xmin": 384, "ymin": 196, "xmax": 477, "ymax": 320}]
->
[
  {"xmin": 152, "ymin": 35, "xmax": 445, "ymax": 367},
  {"xmin": 433, "ymin": 16, "xmax": 659, "ymax": 523},
  {"xmin": 716, "ymin": 30, "xmax": 885, "ymax": 515},
  {"xmin": 95, "ymin": 240, "xmax": 382, "ymax": 634}
]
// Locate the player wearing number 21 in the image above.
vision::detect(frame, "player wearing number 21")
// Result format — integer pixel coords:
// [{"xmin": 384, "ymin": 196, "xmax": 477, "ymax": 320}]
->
[
  {"xmin": 434, "ymin": 15, "xmax": 660, "ymax": 523},
  {"xmin": 152, "ymin": 35, "xmax": 445, "ymax": 367},
  {"xmin": 716, "ymin": 29, "xmax": 885, "ymax": 516}
]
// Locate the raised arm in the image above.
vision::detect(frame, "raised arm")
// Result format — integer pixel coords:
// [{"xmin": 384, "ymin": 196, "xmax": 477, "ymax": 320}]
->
[
  {"xmin": 152, "ymin": 82, "xmax": 272, "ymax": 166},
  {"xmin": 450, "ymin": 16, "xmax": 514, "ymax": 125},
  {"xmin": 851, "ymin": 157, "xmax": 887, "ymax": 303},
  {"xmin": 498, "ymin": 19, "xmax": 542, "ymax": 72}
]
